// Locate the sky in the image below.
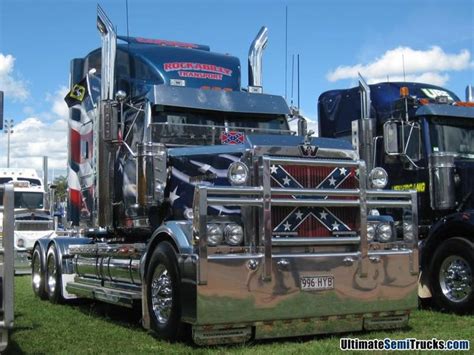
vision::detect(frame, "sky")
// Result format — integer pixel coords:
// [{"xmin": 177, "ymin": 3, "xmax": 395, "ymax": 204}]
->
[{"xmin": 0, "ymin": 0, "xmax": 473, "ymax": 178}]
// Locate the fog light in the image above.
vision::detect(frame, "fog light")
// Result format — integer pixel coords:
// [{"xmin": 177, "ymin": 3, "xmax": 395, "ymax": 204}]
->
[
  {"xmin": 206, "ymin": 224, "xmax": 223, "ymax": 246},
  {"xmin": 367, "ymin": 224, "xmax": 376, "ymax": 242},
  {"xmin": 17, "ymin": 238, "xmax": 25, "ymax": 248},
  {"xmin": 369, "ymin": 167, "xmax": 388, "ymax": 189},
  {"xmin": 228, "ymin": 162, "xmax": 249, "ymax": 185},
  {"xmin": 184, "ymin": 208, "xmax": 194, "ymax": 220},
  {"xmin": 224, "ymin": 224, "xmax": 244, "ymax": 246},
  {"xmin": 403, "ymin": 222, "xmax": 414, "ymax": 241},
  {"xmin": 377, "ymin": 223, "xmax": 392, "ymax": 242}
]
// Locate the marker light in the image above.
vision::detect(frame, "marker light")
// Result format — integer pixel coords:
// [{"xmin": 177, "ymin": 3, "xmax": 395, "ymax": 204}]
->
[
  {"xmin": 369, "ymin": 167, "xmax": 388, "ymax": 189},
  {"xmin": 228, "ymin": 162, "xmax": 249, "ymax": 186}
]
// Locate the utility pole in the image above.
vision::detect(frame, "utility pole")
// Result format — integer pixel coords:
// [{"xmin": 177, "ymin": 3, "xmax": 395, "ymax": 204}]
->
[{"xmin": 4, "ymin": 119, "xmax": 14, "ymax": 168}]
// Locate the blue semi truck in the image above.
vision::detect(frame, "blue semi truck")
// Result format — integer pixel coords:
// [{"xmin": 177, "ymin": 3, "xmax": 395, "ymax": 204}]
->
[
  {"xmin": 319, "ymin": 79, "xmax": 474, "ymax": 314},
  {"xmin": 31, "ymin": 7, "xmax": 418, "ymax": 344}
]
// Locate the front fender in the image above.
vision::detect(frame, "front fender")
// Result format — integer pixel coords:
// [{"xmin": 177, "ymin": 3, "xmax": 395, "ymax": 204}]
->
[
  {"xmin": 419, "ymin": 210, "xmax": 474, "ymax": 295},
  {"xmin": 141, "ymin": 220, "xmax": 193, "ymax": 280}
]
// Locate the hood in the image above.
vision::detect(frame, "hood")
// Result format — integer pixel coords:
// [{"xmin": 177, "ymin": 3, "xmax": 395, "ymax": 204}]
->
[{"xmin": 167, "ymin": 133, "xmax": 357, "ymax": 219}]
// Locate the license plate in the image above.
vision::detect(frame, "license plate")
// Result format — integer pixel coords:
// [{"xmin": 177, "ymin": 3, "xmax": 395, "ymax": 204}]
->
[{"xmin": 300, "ymin": 276, "xmax": 334, "ymax": 291}]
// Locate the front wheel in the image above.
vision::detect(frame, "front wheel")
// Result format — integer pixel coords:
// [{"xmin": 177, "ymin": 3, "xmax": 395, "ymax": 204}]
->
[
  {"xmin": 431, "ymin": 237, "xmax": 473, "ymax": 314},
  {"xmin": 46, "ymin": 244, "xmax": 63, "ymax": 303},
  {"xmin": 146, "ymin": 242, "xmax": 184, "ymax": 341},
  {"xmin": 32, "ymin": 246, "xmax": 47, "ymax": 300}
]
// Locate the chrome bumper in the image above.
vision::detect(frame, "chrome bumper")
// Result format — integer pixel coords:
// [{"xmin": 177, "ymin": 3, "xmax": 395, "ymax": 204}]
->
[{"xmin": 190, "ymin": 156, "xmax": 418, "ymax": 332}]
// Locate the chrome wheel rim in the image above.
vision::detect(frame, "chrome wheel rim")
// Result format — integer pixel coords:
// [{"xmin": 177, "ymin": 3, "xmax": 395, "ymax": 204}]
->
[
  {"xmin": 47, "ymin": 252, "xmax": 57, "ymax": 294},
  {"xmin": 32, "ymin": 251, "xmax": 42, "ymax": 292},
  {"xmin": 151, "ymin": 264, "xmax": 173, "ymax": 324},
  {"xmin": 439, "ymin": 255, "xmax": 472, "ymax": 303}
]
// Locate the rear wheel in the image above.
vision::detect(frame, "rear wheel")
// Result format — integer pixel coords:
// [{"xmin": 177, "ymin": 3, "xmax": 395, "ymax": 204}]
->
[
  {"xmin": 46, "ymin": 244, "xmax": 63, "ymax": 303},
  {"xmin": 32, "ymin": 246, "xmax": 47, "ymax": 300},
  {"xmin": 431, "ymin": 237, "xmax": 473, "ymax": 314},
  {"xmin": 146, "ymin": 242, "xmax": 184, "ymax": 341}
]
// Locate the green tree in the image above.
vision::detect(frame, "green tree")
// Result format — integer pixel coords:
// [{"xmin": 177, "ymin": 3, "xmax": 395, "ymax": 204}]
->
[{"xmin": 52, "ymin": 175, "xmax": 67, "ymax": 202}]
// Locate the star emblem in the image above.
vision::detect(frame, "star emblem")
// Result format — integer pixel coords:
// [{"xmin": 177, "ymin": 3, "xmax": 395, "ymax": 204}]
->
[
  {"xmin": 190, "ymin": 134, "xmax": 195, "ymax": 139},
  {"xmin": 282, "ymin": 176, "xmax": 291, "ymax": 185},
  {"xmin": 319, "ymin": 211, "xmax": 328, "ymax": 220},
  {"xmin": 283, "ymin": 221, "xmax": 292, "ymax": 231},
  {"xmin": 270, "ymin": 165, "xmax": 278, "ymax": 174},
  {"xmin": 169, "ymin": 186, "xmax": 180, "ymax": 206},
  {"xmin": 328, "ymin": 176, "xmax": 336, "ymax": 186},
  {"xmin": 295, "ymin": 210, "xmax": 303, "ymax": 220},
  {"xmin": 332, "ymin": 222, "xmax": 340, "ymax": 231},
  {"xmin": 339, "ymin": 167, "xmax": 347, "ymax": 175}
]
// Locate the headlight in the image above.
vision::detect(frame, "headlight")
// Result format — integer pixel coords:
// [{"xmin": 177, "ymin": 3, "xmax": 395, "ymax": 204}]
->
[
  {"xmin": 377, "ymin": 223, "xmax": 392, "ymax": 242},
  {"xmin": 367, "ymin": 224, "xmax": 376, "ymax": 242},
  {"xmin": 403, "ymin": 222, "xmax": 414, "ymax": 241},
  {"xmin": 224, "ymin": 224, "xmax": 244, "ymax": 246},
  {"xmin": 206, "ymin": 224, "xmax": 223, "ymax": 246},
  {"xmin": 369, "ymin": 167, "xmax": 388, "ymax": 189},
  {"xmin": 227, "ymin": 162, "xmax": 249, "ymax": 186}
]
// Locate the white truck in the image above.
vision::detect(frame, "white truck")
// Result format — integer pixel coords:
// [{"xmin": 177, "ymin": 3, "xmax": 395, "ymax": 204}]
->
[{"xmin": 0, "ymin": 169, "xmax": 55, "ymax": 274}]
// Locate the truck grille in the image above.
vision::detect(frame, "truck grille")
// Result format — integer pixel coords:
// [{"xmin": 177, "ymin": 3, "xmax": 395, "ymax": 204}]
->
[
  {"xmin": 15, "ymin": 221, "xmax": 53, "ymax": 231},
  {"xmin": 271, "ymin": 164, "xmax": 359, "ymax": 237}
]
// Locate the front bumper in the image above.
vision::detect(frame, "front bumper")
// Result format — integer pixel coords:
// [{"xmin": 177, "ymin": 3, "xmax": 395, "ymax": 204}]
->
[{"xmin": 187, "ymin": 155, "xmax": 419, "ymax": 341}]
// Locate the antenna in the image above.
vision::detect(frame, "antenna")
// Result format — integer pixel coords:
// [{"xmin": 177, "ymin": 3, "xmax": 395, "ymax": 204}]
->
[
  {"xmin": 297, "ymin": 54, "xmax": 300, "ymax": 110},
  {"xmin": 284, "ymin": 6, "xmax": 288, "ymax": 101},
  {"xmin": 125, "ymin": 0, "xmax": 130, "ymax": 39},
  {"xmin": 291, "ymin": 54, "xmax": 295, "ymax": 106},
  {"xmin": 402, "ymin": 53, "xmax": 406, "ymax": 82}
]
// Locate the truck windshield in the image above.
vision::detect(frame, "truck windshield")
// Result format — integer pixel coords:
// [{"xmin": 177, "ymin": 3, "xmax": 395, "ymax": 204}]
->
[
  {"xmin": 0, "ymin": 191, "xmax": 44, "ymax": 209},
  {"xmin": 150, "ymin": 108, "xmax": 292, "ymax": 146},
  {"xmin": 429, "ymin": 116, "xmax": 474, "ymax": 158}
]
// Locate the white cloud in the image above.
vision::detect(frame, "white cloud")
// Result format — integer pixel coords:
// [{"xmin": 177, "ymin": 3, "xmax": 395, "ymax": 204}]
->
[
  {"xmin": 50, "ymin": 86, "xmax": 69, "ymax": 118},
  {"xmin": 327, "ymin": 46, "xmax": 470, "ymax": 85},
  {"xmin": 0, "ymin": 87, "xmax": 68, "ymax": 175},
  {"xmin": 0, "ymin": 53, "xmax": 29, "ymax": 101}
]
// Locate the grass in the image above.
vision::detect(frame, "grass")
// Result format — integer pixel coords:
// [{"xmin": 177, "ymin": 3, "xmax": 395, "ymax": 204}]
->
[{"xmin": 5, "ymin": 276, "xmax": 473, "ymax": 354}]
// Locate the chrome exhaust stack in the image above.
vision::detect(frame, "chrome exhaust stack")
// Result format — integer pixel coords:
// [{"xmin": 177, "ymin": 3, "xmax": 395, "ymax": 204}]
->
[
  {"xmin": 352, "ymin": 74, "xmax": 375, "ymax": 172},
  {"xmin": 466, "ymin": 85, "xmax": 473, "ymax": 102},
  {"xmin": 96, "ymin": 5, "xmax": 117, "ymax": 228},
  {"xmin": 248, "ymin": 26, "xmax": 268, "ymax": 93}
]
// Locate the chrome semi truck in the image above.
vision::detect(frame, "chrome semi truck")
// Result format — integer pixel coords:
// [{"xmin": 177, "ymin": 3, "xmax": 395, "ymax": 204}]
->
[
  {"xmin": 319, "ymin": 78, "xmax": 474, "ymax": 314},
  {"xmin": 32, "ymin": 7, "xmax": 419, "ymax": 345}
]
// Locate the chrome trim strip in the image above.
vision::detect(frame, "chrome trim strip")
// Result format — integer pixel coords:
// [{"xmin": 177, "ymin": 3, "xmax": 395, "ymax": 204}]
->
[
  {"xmin": 359, "ymin": 161, "xmax": 368, "ymax": 278},
  {"xmin": 367, "ymin": 201, "xmax": 412, "ymax": 208},
  {"xmin": 261, "ymin": 156, "xmax": 272, "ymax": 281},
  {"xmin": 197, "ymin": 187, "xmax": 208, "ymax": 285},
  {"xmin": 272, "ymin": 237, "xmax": 360, "ymax": 246},
  {"xmin": 271, "ymin": 188, "xmax": 360, "ymax": 196},
  {"xmin": 267, "ymin": 156, "xmax": 360, "ymax": 167}
]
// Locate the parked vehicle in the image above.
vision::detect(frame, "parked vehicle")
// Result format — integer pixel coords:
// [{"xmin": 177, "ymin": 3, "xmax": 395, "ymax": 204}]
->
[
  {"xmin": 318, "ymin": 79, "xmax": 474, "ymax": 314},
  {"xmin": 31, "ymin": 7, "xmax": 418, "ymax": 345},
  {"xmin": 0, "ymin": 168, "xmax": 55, "ymax": 274}
]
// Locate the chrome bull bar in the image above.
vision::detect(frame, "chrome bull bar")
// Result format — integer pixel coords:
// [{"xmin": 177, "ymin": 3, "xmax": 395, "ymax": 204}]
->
[{"xmin": 193, "ymin": 156, "xmax": 417, "ymax": 285}]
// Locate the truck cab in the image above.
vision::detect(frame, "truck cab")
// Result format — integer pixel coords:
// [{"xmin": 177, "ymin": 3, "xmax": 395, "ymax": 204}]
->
[
  {"xmin": 31, "ymin": 7, "xmax": 419, "ymax": 345},
  {"xmin": 319, "ymin": 81, "xmax": 474, "ymax": 314}
]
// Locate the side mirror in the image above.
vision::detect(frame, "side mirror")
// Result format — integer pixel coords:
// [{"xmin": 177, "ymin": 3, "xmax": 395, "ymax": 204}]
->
[{"xmin": 383, "ymin": 121, "xmax": 400, "ymax": 154}]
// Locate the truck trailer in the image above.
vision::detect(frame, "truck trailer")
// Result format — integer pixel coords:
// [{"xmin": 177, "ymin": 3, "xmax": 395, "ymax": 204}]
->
[
  {"xmin": 318, "ymin": 79, "xmax": 474, "ymax": 314},
  {"xmin": 32, "ymin": 7, "xmax": 419, "ymax": 345}
]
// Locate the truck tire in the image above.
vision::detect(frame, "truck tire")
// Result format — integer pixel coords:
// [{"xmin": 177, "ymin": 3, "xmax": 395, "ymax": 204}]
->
[
  {"xmin": 431, "ymin": 237, "xmax": 473, "ymax": 314},
  {"xmin": 32, "ymin": 246, "xmax": 48, "ymax": 300},
  {"xmin": 45, "ymin": 244, "xmax": 63, "ymax": 303},
  {"xmin": 146, "ymin": 241, "xmax": 184, "ymax": 341}
]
